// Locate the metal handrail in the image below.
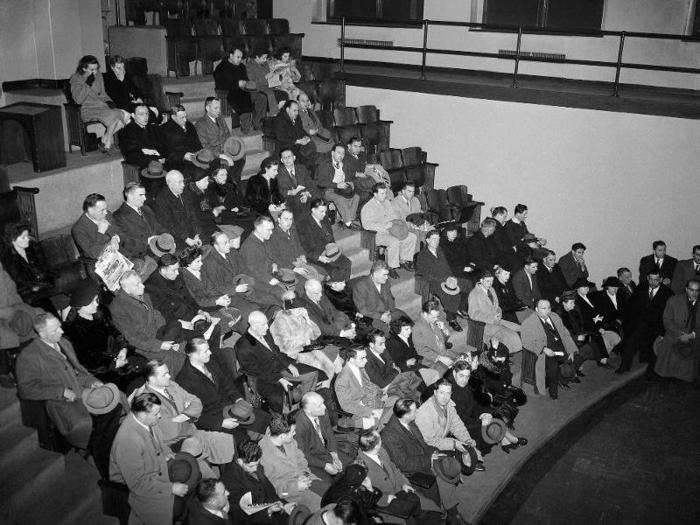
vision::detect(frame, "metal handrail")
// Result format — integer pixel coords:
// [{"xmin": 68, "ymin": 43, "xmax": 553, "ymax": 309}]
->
[{"xmin": 338, "ymin": 18, "xmax": 700, "ymax": 96}]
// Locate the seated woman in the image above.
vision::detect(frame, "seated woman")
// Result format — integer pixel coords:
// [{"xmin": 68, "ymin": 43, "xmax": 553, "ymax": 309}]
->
[
  {"xmin": 444, "ymin": 357, "xmax": 527, "ymax": 455},
  {"xmin": 103, "ymin": 55, "xmax": 158, "ymax": 121},
  {"xmin": 267, "ymin": 47, "xmax": 303, "ymax": 101},
  {"xmin": 385, "ymin": 315, "xmax": 424, "ymax": 374},
  {"xmin": 468, "ymin": 269, "xmax": 523, "ymax": 355},
  {"xmin": 440, "ymin": 223, "xmax": 475, "ymax": 279},
  {"xmin": 492, "ymin": 264, "xmax": 530, "ymax": 324},
  {"xmin": 245, "ymin": 157, "xmax": 286, "ymax": 218},
  {"xmin": 1, "ymin": 222, "xmax": 56, "ymax": 312},
  {"xmin": 62, "ymin": 281, "xmax": 147, "ymax": 394},
  {"xmin": 205, "ymin": 160, "xmax": 256, "ymax": 238}
]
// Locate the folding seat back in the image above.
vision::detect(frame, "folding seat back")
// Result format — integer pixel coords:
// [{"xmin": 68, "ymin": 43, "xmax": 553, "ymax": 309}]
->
[
  {"xmin": 333, "ymin": 107, "xmax": 358, "ymax": 127},
  {"xmin": 401, "ymin": 146, "xmax": 423, "ymax": 167},
  {"xmin": 356, "ymin": 105, "xmax": 379, "ymax": 124},
  {"xmin": 242, "ymin": 19, "xmax": 270, "ymax": 36},
  {"xmin": 220, "ymin": 18, "xmax": 242, "ymax": 36},
  {"xmin": 405, "ymin": 165, "xmax": 427, "ymax": 189},
  {"xmin": 269, "ymin": 18, "xmax": 290, "ymax": 35}
]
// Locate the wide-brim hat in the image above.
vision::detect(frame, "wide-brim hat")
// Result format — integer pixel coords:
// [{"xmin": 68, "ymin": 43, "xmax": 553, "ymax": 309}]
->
[
  {"xmin": 232, "ymin": 274, "xmax": 256, "ymax": 288},
  {"xmin": 602, "ymin": 276, "xmax": 622, "ymax": 289},
  {"xmin": 440, "ymin": 276, "xmax": 461, "ymax": 296},
  {"xmin": 192, "ymin": 148, "xmax": 216, "ymax": 169},
  {"xmin": 323, "ymin": 242, "xmax": 341, "ymax": 262},
  {"xmin": 223, "ymin": 136, "xmax": 246, "ymax": 162},
  {"xmin": 81, "ymin": 382, "xmax": 121, "ymax": 415},
  {"xmin": 168, "ymin": 452, "xmax": 201, "ymax": 491},
  {"xmin": 481, "ymin": 418, "xmax": 507, "ymax": 444},
  {"xmin": 218, "ymin": 224, "xmax": 245, "ymax": 240},
  {"xmin": 141, "ymin": 160, "xmax": 164, "ymax": 179},
  {"xmin": 70, "ymin": 280, "xmax": 100, "ymax": 308},
  {"xmin": 148, "ymin": 233, "xmax": 177, "ymax": 257},
  {"xmin": 223, "ymin": 399, "xmax": 256, "ymax": 425},
  {"xmin": 277, "ymin": 268, "xmax": 298, "ymax": 288},
  {"xmin": 573, "ymin": 277, "xmax": 595, "ymax": 289},
  {"xmin": 433, "ymin": 455, "xmax": 462, "ymax": 485}
]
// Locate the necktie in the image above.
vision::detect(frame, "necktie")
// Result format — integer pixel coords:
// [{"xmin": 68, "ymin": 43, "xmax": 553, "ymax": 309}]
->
[
  {"xmin": 487, "ymin": 289, "xmax": 495, "ymax": 304},
  {"xmin": 649, "ymin": 288, "xmax": 654, "ymax": 300},
  {"xmin": 694, "ymin": 263, "xmax": 700, "ymax": 273},
  {"xmin": 149, "ymin": 427, "xmax": 162, "ymax": 456},
  {"xmin": 688, "ymin": 301, "xmax": 697, "ymax": 331},
  {"xmin": 546, "ymin": 318, "xmax": 555, "ymax": 330},
  {"xmin": 657, "ymin": 258, "xmax": 662, "ymax": 268},
  {"xmin": 312, "ymin": 417, "xmax": 325, "ymax": 444}
]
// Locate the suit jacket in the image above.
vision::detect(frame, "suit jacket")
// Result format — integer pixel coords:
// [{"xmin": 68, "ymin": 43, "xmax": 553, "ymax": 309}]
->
[
  {"xmin": 298, "ymin": 214, "xmax": 336, "ymax": 260},
  {"xmin": 380, "ymin": 416, "xmax": 434, "ymax": 475},
  {"xmin": 334, "ymin": 364, "xmax": 383, "ymax": 421},
  {"xmin": 259, "ymin": 433, "xmax": 314, "ymax": 496},
  {"xmin": 71, "ymin": 212, "xmax": 121, "ymax": 263},
  {"xmin": 202, "ymin": 249, "xmax": 245, "ymax": 296},
  {"xmin": 465, "ymin": 231, "xmax": 497, "ymax": 271},
  {"xmin": 352, "ymin": 276, "xmax": 396, "ymax": 321},
  {"xmin": 195, "ymin": 115, "xmax": 231, "ymax": 155},
  {"xmin": 272, "ymin": 111, "xmax": 307, "ymax": 152},
  {"xmin": 520, "ymin": 312, "xmax": 577, "ymax": 357},
  {"xmin": 277, "ymin": 163, "xmax": 317, "ymax": 202},
  {"xmin": 411, "ymin": 316, "xmax": 447, "ymax": 369},
  {"xmin": 512, "ymin": 269, "xmax": 542, "ymax": 309},
  {"xmin": 625, "ymin": 284, "xmax": 673, "ymax": 334},
  {"xmin": 186, "ymin": 500, "xmax": 234, "ymax": 525},
  {"xmin": 639, "ymin": 254, "xmax": 678, "ymax": 284},
  {"xmin": 617, "ymin": 281, "xmax": 637, "ymax": 308},
  {"xmin": 385, "ymin": 333, "xmax": 422, "ymax": 372},
  {"xmin": 558, "ymin": 251, "xmax": 589, "ymax": 288},
  {"xmin": 234, "ymin": 331, "xmax": 294, "ymax": 390},
  {"xmin": 671, "ymin": 258, "xmax": 700, "ymax": 295},
  {"xmin": 240, "ymin": 233, "xmax": 276, "ymax": 283},
  {"xmin": 415, "ymin": 247, "xmax": 453, "ymax": 286},
  {"xmin": 364, "ymin": 350, "xmax": 398, "ymax": 389},
  {"xmin": 109, "ymin": 289, "xmax": 166, "ymax": 354},
  {"xmin": 503, "ymin": 219, "xmax": 529, "ymax": 249},
  {"xmin": 159, "ymin": 118, "xmax": 202, "ymax": 171},
  {"xmin": 655, "ymin": 294, "xmax": 700, "ymax": 382},
  {"xmin": 537, "ymin": 264, "xmax": 568, "ymax": 304},
  {"xmin": 296, "ymin": 295, "xmax": 350, "ymax": 337},
  {"xmin": 357, "ymin": 449, "xmax": 410, "ymax": 506},
  {"xmin": 316, "ymin": 154, "xmax": 354, "ymax": 191},
  {"xmin": 593, "ymin": 291, "xmax": 623, "ymax": 332},
  {"xmin": 575, "ymin": 293, "xmax": 603, "ymax": 332},
  {"xmin": 112, "ymin": 202, "xmax": 165, "ymax": 260},
  {"xmin": 245, "ymin": 174, "xmax": 283, "ymax": 216},
  {"xmin": 220, "ymin": 462, "xmax": 281, "ymax": 524},
  {"xmin": 109, "ymin": 414, "xmax": 174, "ymax": 525},
  {"xmin": 360, "ymin": 197, "xmax": 397, "ymax": 234},
  {"xmin": 269, "ymin": 226, "xmax": 305, "ymax": 269},
  {"xmin": 145, "ymin": 271, "xmax": 200, "ymax": 324},
  {"xmin": 294, "ymin": 410, "xmax": 338, "ymax": 471},
  {"xmin": 181, "ymin": 268, "xmax": 219, "ymax": 309},
  {"xmin": 118, "ymin": 120, "xmax": 163, "ymax": 168},
  {"xmin": 153, "ymin": 188, "xmax": 201, "ymax": 248}
]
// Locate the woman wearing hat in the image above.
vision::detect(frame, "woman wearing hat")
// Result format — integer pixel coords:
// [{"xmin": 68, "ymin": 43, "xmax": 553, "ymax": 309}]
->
[
  {"xmin": 63, "ymin": 281, "xmax": 147, "ymax": 394},
  {"xmin": 492, "ymin": 265, "xmax": 530, "ymax": 324},
  {"xmin": 321, "ymin": 464, "xmax": 383, "ymax": 523},
  {"xmin": 205, "ymin": 160, "xmax": 256, "ymax": 237},
  {"xmin": 574, "ymin": 277, "xmax": 621, "ymax": 357}
]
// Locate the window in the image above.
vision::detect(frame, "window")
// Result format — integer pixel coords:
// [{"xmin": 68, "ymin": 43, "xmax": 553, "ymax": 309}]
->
[
  {"xmin": 483, "ymin": 0, "xmax": 605, "ymax": 32},
  {"xmin": 328, "ymin": 0, "xmax": 424, "ymax": 24}
]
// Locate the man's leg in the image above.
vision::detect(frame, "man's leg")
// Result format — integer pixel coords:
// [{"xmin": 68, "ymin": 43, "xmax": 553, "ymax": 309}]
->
[
  {"xmin": 347, "ymin": 193, "xmax": 360, "ymax": 223},
  {"xmin": 398, "ymin": 231, "xmax": 417, "ymax": 264},
  {"xmin": 375, "ymin": 231, "xmax": 400, "ymax": 268},
  {"xmin": 544, "ymin": 355, "xmax": 559, "ymax": 397},
  {"xmin": 250, "ymin": 92, "xmax": 267, "ymax": 128}
]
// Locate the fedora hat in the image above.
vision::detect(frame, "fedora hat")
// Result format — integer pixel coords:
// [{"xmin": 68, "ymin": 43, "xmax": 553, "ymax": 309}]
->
[
  {"xmin": 223, "ymin": 136, "xmax": 246, "ymax": 162},
  {"xmin": 148, "ymin": 233, "xmax": 176, "ymax": 258},
  {"xmin": 192, "ymin": 148, "xmax": 216, "ymax": 169},
  {"xmin": 440, "ymin": 276, "xmax": 461, "ymax": 296},
  {"xmin": 141, "ymin": 160, "xmax": 164, "ymax": 179},
  {"xmin": 522, "ymin": 233, "xmax": 539, "ymax": 243},
  {"xmin": 323, "ymin": 242, "xmax": 341, "ymax": 262},
  {"xmin": 481, "ymin": 418, "xmax": 507, "ymax": 444},
  {"xmin": 277, "ymin": 268, "xmax": 298, "ymax": 288},
  {"xmin": 223, "ymin": 399, "xmax": 256, "ymax": 425},
  {"xmin": 561, "ymin": 290, "xmax": 577, "ymax": 302},
  {"xmin": 602, "ymin": 276, "xmax": 622, "ymax": 288},
  {"xmin": 573, "ymin": 277, "xmax": 595, "ymax": 289},
  {"xmin": 167, "ymin": 452, "xmax": 200, "ymax": 491},
  {"xmin": 81, "ymin": 383, "xmax": 121, "ymax": 415},
  {"xmin": 433, "ymin": 455, "xmax": 461, "ymax": 485},
  {"xmin": 219, "ymin": 224, "xmax": 245, "ymax": 240}
]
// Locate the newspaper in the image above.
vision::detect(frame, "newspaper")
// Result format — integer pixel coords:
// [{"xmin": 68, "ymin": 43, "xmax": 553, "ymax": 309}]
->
[{"xmin": 94, "ymin": 243, "xmax": 133, "ymax": 291}]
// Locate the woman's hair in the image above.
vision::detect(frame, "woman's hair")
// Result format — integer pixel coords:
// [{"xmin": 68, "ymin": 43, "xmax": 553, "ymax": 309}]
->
[
  {"xmin": 108, "ymin": 55, "xmax": 125, "ymax": 68},
  {"xmin": 4, "ymin": 222, "xmax": 30, "ymax": 244},
  {"xmin": 178, "ymin": 247, "xmax": 202, "ymax": 268},
  {"xmin": 259, "ymin": 156, "xmax": 278, "ymax": 174},
  {"xmin": 490, "ymin": 206, "xmax": 507, "ymax": 217},
  {"xmin": 276, "ymin": 46, "xmax": 292, "ymax": 59},
  {"xmin": 76, "ymin": 55, "xmax": 99, "ymax": 74},
  {"xmin": 389, "ymin": 315, "xmax": 414, "ymax": 334}
]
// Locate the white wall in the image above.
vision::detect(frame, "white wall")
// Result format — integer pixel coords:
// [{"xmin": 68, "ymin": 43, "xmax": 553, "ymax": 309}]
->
[
  {"xmin": 274, "ymin": 0, "xmax": 699, "ymax": 89},
  {"xmin": 345, "ymin": 85, "xmax": 700, "ymax": 282}
]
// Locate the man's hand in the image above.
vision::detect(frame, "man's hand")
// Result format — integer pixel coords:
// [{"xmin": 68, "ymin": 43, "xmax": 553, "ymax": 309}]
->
[
  {"xmin": 331, "ymin": 452, "xmax": 343, "ymax": 470},
  {"xmin": 184, "ymin": 152, "xmax": 196, "ymax": 162},
  {"xmin": 593, "ymin": 315, "xmax": 604, "ymax": 324},
  {"xmin": 679, "ymin": 332, "xmax": 693, "ymax": 343},
  {"xmin": 297, "ymin": 477, "xmax": 312, "ymax": 491},
  {"xmin": 269, "ymin": 278, "xmax": 280, "ymax": 286},
  {"xmin": 282, "ymin": 503, "xmax": 296, "ymax": 514},
  {"xmin": 141, "ymin": 148, "xmax": 161, "ymax": 156},
  {"xmin": 406, "ymin": 358, "xmax": 417, "ymax": 366},
  {"xmin": 387, "ymin": 495, "xmax": 396, "ymax": 504},
  {"xmin": 402, "ymin": 484, "xmax": 415, "ymax": 494},
  {"xmin": 318, "ymin": 255, "xmax": 331, "ymax": 264},
  {"xmin": 172, "ymin": 414, "xmax": 190, "ymax": 423},
  {"xmin": 454, "ymin": 441, "xmax": 467, "ymax": 453},
  {"xmin": 216, "ymin": 295, "xmax": 231, "ymax": 307},
  {"xmin": 543, "ymin": 347, "xmax": 555, "ymax": 357},
  {"xmin": 662, "ymin": 277, "xmax": 671, "ymax": 286},
  {"xmin": 437, "ymin": 355, "xmax": 454, "ymax": 367},
  {"xmin": 267, "ymin": 502, "xmax": 284, "ymax": 515},
  {"xmin": 185, "ymin": 237, "xmax": 198, "ymax": 247},
  {"xmin": 324, "ymin": 463, "xmax": 340, "ymax": 475},
  {"xmin": 222, "ymin": 418, "xmax": 240, "ymax": 429},
  {"xmin": 90, "ymin": 380, "xmax": 104, "ymax": 388},
  {"xmin": 63, "ymin": 388, "xmax": 77, "ymax": 402},
  {"xmin": 279, "ymin": 378, "xmax": 293, "ymax": 390},
  {"xmin": 479, "ymin": 413, "xmax": 493, "ymax": 425},
  {"xmin": 380, "ymin": 312, "xmax": 392, "ymax": 324},
  {"xmin": 295, "ymin": 136, "xmax": 311, "ymax": 145},
  {"xmin": 213, "ymin": 205, "xmax": 225, "ymax": 217},
  {"xmin": 577, "ymin": 334, "xmax": 586, "ymax": 341},
  {"xmin": 172, "ymin": 482, "xmax": 189, "ymax": 497},
  {"xmin": 235, "ymin": 283, "xmax": 249, "ymax": 293},
  {"xmin": 96, "ymin": 220, "xmax": 110, "ymax": 235},
  {"xmin": 160, "ymin": 341, "xmax": 175, "ymax": 351},
  {"xmin": 115, "ymin": 348, "xmax": 128, "ymax": 368},
  {"xmin": 371, "ymin": 409, "xmax": 383, "ymax": 420},
  {"xmin": 288, "ymin": 364, "xmax": 299, "ymax": 376}
]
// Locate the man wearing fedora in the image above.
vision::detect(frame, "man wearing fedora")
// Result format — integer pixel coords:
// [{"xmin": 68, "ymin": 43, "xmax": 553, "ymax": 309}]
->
[
  {"xmin": 16, "ymin": 313, "xmax": 102, "ymax": 452},
  {"xmin": 110, "ymin": 393, "xmax": 187, "ymax": 525},
  {"xmin": 154, "ymin": 170, "xmax": 205, "ymax": 249},
  {"xmin": 118, "ymin": 103, "xmax": 164, "ymax": 169}
]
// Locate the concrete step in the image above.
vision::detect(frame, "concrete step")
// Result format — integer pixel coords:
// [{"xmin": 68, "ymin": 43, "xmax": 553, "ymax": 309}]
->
[
  {"xmin": 0, "ymin": 420, "xmax": 37, "ymax": 474},
  {"xmin": 0, "ymin": 387, "xmax": 20, "ymax": 427},
  {"xmin": 163, "ymin": 75, "xmax": 216, "ymax": 100},
  {"xmin": 243, "ymin": 148, "xmax": 269, "ymax": 173},
  {"xmin": 60, "ymin": 490, "xmax": 118, "ymax": 525}
]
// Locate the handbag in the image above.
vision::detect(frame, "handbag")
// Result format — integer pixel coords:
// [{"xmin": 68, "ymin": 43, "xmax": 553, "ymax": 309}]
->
[{"xmin": 407, "ymin": 471, "xmax": 436, "ymax": 489}]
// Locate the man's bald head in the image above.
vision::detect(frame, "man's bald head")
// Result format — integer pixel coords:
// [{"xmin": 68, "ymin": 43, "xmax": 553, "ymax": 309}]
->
[
  {"xmin": 248, "ymin": 311, "xmax": 268, "ymax": 336},
  {"xmin": 304, "ymin": 279, "xmax": 323, "ymax": 302},
  {"xmin": 165, "ymin": 170, "xmax": 185, "ymax": 196},
  {"xmin": 301, "ymin": 391, "xmax": 326, "ymax": 416}
]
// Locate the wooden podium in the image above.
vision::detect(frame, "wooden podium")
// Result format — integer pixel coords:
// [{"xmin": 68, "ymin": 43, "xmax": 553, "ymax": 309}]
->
[{"xmin": 0, "ymin": 102, "xmax": 66, "ymax": 173}]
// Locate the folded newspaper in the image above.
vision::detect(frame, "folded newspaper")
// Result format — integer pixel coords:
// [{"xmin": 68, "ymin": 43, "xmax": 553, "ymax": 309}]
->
[{"xmin": 94, "ymin": 243, "xmax": 133, "ymax": 291}]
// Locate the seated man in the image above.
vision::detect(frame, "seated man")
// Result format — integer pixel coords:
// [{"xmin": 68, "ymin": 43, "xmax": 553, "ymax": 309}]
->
[
  {"xmin": 639, "ymin": 240, "xmax": 678, "ymax": 287},
  {"xmin": 297, "ymin": 279, "xmax": 355, "ymax": 341},
  {"xmin": 109, "ymin": 393, "xmax": 185, "ymax": 524},
  {"xmin": 71, "ymin": 193, "xmax": 121, "ymax": 273},
  {"xmin": 187, "ymin": 479, "xmax": 234, "ymax": 525},
  {"xmin": 334, "ymin": 345, "xmax": 396, "ymax": 430},
  {"xmin": 365, "ymin": 329, "xmax": 424, "ymax": 402},
  {"xmin": 558, "ymin": 242, "xmax": 590, "ymax": 289},
  {"xmin": 118, "ymin": 103, "xmax": 164, "ymax": 169},
  {"xmin": 294, "ymin": 392, "xmax": 344, "ymax": 484},
  {"xmin": 298, "ymin": 198, "xmax": 352, "ymax": 285},
  {"xmin": 222, "ymin": 440, "xmax": 297, "ymax": 524},
  {"xmin": 240, "ymin": 216, "xmax": 287, "ymax": 299},
  {"xmin": 131, "ymin": 360, "xmax": 235, "ymax": 469},
  {"xmin": 412, "ymin": 299, "xmax": 461, "ymax": 381},
  {"xmin": 352, "ymin": 260, "xmax": 408, "ymax": 333},
  {"xmin": 504, "ymin": 204, "xmax": 547, "ymax": 258},
  {"xmin": 617, "ymin": 266, "xmax": 637, "ymax": 305},
  {"xmin": 277, "ymin": 147, "xmax": 319, "ymax": 215},
  {"xmin": 670, "ymin": 245, "xmax": 700, "ymax": 295},
  {"xmin": 259, "ymin": 414, "xmax": 327, "ymax": 511},
  {"xmin": 112, "ymin": 181, "xmax": 164, "ymax": 278},
  {"xmin": 381, "ymin": 398, "xmax": 461, "ymax": 515},
  {"xmin": 213, "ymin": 47, "xmax": 264, "ymax": 134},
  {"xmin": 465, "ymin": 218, "xmax": 499, "ymax": 272},
  {"xmin": 16, "ymin": 313, "xmax": 101, "ymax": 451},
  {"xmin": 269, "ymin": 209, "xmax": 323, "ymax": 284},
  {"xmin": 246, "ymin": 48, "xmax": 283, "ymax": 120},
  {"xmin": 392, "ymin": 181, "xmax": 431, "ymax": 247},
  {"xmin": 195, "ymin": 96, "xmax": 246, "ymax": 179},
  {"xmin": 109, "ymin": 270, "xmax": 186, "ymax": 374},
  {"xmin": 154, "ymin": 170, "xmax": 205, "ymax": 249},
  {"xmin": 559, "ymin": 290, "xmax": 606, "ymax": 368},
  {"xmin": 344, "ymin": 137, "xmax": 374, "ymax": 201},
  {"xmin": 520, "ymin": 300, "xmax": 578, "ymax": 399},
  {"xmin": 361, "ymin": 183, "xmax": 417, "ymax": 278},
  {"xmin": 357, "ymin": 429, "xmax": 442, "ymax": 518},
  {"xmin": 317, "ymin": 144, "xmax": 360, "ymax": 230},
  {"xmin": 297, "ymin": 92, "xmax": 333, "ymax": 154},
  {"xmin": 175, "ymin": 338, "xmax": 270, "ymax": 437},
  {"xmin": 468, "ymin": 270, "xmax": 523, "ymax": 355},
  {"xmin": 235, "ymin": 311, "xmax": 318, "ymax": 413},
  {"xmin": 512, "ymin": 257, "xmax": 542, "ymax": 310},
  {"xmin": 273, "ymin": 99, "xmax": 316, "ymax": 171},
  {"xmin": 537, "ymin": 250, "xmax": 568, "ymax": 306},
  {"xmin": 159, "ymin": 104, "xmax": 207, "ymax": 181}
]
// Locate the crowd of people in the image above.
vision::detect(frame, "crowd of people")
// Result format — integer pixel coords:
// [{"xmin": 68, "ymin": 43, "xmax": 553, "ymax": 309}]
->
[{"xmin": 0, "ymin": 51, "xmax": 698, "ymax": 525}]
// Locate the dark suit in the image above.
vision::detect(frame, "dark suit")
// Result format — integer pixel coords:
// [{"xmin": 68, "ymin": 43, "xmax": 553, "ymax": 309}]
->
[
  {"xmin": 294, "ymin": 410, "xmax": 339, "ymax": 480},
  {"xmin": 364, "ymin": 350, "xmax": 399, "ymax": 389},
  {"xmin": 617, "ymin": 281, "xmax": 637, "ymax": 310},
  {"xmin": 153, "ymin": 188, "xmax": 202, "ymax": 248},
  {"xmin": 118, "ymin": 120, "xmax": 163, "ymax": 168},
  {"xmin": 220, "ymin": 462, "xmax": 285, "ymax": 525},
  {"xmin": 356, "ymin": 449, "xmax": 410, "ymax": 507},
  {"xmin": 352, "ymin": 276, "xmax": 405, "ymax": 332},
  {"xmin": 465, "ymin": 231, "xmax": 497, "ymax": 271},
  {"xmin": 385, "ymin": 333, "xmax": 422, "ymax": 373},
  {"xmin": 670, "ymin": 258, "xmax": 700, "ymax": 295},
  {"xmin": 71, "ymin": 212, "xmax": 121, "ymax": 265},
  {"xmin": 558, "ymin": 251, "xmax": 589, "ymax": 288},
  {"xmin": 272, "ymin": 111, "xmax": 316, "ymax": 167},
  {"xmin": 512, "ymin": 269, "xmax": 541, "ymax": 309},
  {"xmin": 315, "ymin": 154, "xmax": 355, "ymax": 191},
  {"xmin": 297, "ymin": 214, "xmax": 351, "ymax": 283},
  {"xmin": 112, "ymin": 202, "xmax": 165, "ymax": 260},
  {"xmin": 537, "ymin": 264, "xmax": 568, "ymax": 305},
  {"xmin": 245, "ymin": 174, "xmax": 283, "ymax": 216},
  {"xmin": 593, "ymin": 291, "xmax": 623, "ymax": 333},
  {"xmin": 296, "ymin": 294, "xmax": 350, "ymax": 337},
  {"xmin": 239, "ymin": 232, "xmax": 277, "ymax": 284},
  {"xmin": 159, "ymin": 118, "xmax": 204, "ymax": 176},
  {"xmin": 277, "ymin": 163, "xmax": 318, "ymax": 213},
  {"xmin": 639, "ymin": 254, "xmax": 678, "ymax": 284}
]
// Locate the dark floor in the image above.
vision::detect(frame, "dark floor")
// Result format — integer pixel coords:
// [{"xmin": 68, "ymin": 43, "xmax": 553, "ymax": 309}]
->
[{"xmin": 492, "ymin": 378, "xmax": 700, "ymax": 525}]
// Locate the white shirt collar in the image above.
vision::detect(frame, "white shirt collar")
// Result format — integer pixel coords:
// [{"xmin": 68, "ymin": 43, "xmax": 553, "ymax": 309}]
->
[{"xmin": 132, "ymin": 413, "xmax": 151, "ymax": 432}]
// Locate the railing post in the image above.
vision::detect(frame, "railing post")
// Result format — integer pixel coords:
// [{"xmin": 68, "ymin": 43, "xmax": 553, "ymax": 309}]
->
[
  {"xmin": 512, "ymin": 26, "xmax": 523, "ymax": 88},
  {"xmin": 340, "ymin": 17, "xmax": 346, "ymax": 73},
  {"xmin": 420, "ymin": 20, "xmax": 429, "ymax": 80},
  {"xmin": 613, "ymin": 32, "xmax": 626, "ymax": 97}
]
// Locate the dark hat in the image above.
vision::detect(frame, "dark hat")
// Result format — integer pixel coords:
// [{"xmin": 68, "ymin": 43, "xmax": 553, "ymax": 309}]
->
[
  {"xmin": 222, "ymin": 399, "xmax": 255, "ymax": 425},
  {"xmin": 344, "ymin": 464, "xmax": 368, "ymax": 487},
  {"xmin": 218, "ymin": 224, "xmax": 245, "ymax": 240},
  {"xmin": 167, "ymin": 452, "xmax": 201, "ymax": 491},
  {"xmin": 277, "ymin": 268, "xmax": 297, "ymax": 288},
  {"xmin": 141, "ymin": 160, "xmax": 164, "ymax": 179},
  {"xmin": 602, "ymin": 276, "xmax": 622, "ymax": 288},
  {"xmin": 81, "ymin": 383, "xmax": 121, "ymax": 415},
  {"xmin": 323, "ymin": 242, "xmax": 341, "ymax": 262},
  {"xmin": 223, "ymin": 136, "xmax": 246, "ymax": 161},
  {"xmin": 481, "ymin": 418, "xmax": 507, "ymax": 444},
  {"xmin": 192, "ymin": 148, "xmax": 216, "ymax": 169},
  {"xmin": 433, "ymin": 455, "xmax": 462, "ymax": 485},
  {"xmin": 573, "ymin": 277, "xmax": 595, "ymax": 289},
  {"xmin": 69, "ymin": 280, "xmax": 100, "ymax": 308},
  {"xmin": 522, "ymin": 233, "xmax": 538, "ymax": 243},
  {"xmin": 8, "ymin": 310, "xmax": 34, "ymax": 339},
  {"xmin": 148, "ymin": 233, "xmax": 176, "ymax": 257},
  {"xmin": 232, "ymin": 274, "xmax": 256, "ymax": 288},
  {"xmin": 561, "ymin": 290, "xmax": 577, "ymax": 302},
  {"xmin": 440, "ymin": 276, "xmax": 461, "ymax": 296}
]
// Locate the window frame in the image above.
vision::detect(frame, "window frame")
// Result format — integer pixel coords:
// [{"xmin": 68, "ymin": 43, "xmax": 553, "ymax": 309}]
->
[{"xmin": 326, "ymin": 0, "xmax": 425, "ymax": 27}]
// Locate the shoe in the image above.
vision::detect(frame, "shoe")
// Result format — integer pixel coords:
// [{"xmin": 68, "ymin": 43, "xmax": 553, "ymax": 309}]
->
[
  {"xmin": 577, "ymin": 370, "xmax": 586, "ymax": 377},
  {"xmin": 448, "ymin": 320, "xmax": 463, "ymax": 332},
  {"xmin": 388, "ymin": 268, "xmax": 400, "ymax": 279},
  {"xmin": 501, "ymin": 443, "xmax": 518, "ymax": 454},
  {"xmin": 517, "ymin": 437, "xmax": 528, "ymax": 447}
]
